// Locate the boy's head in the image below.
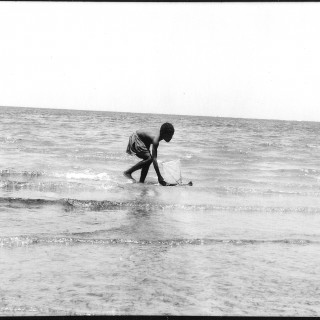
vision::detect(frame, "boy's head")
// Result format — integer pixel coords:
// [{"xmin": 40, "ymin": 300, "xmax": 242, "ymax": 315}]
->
[{"xmin": 160, "ymin": 122, "xmax": 174, "ymax": 142}]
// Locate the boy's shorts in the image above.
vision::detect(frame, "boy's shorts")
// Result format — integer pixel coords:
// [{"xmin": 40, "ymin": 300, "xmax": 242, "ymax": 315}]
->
[{"xmin": 126, "ymin": 132, "xmax": 151, "ymax": 159}]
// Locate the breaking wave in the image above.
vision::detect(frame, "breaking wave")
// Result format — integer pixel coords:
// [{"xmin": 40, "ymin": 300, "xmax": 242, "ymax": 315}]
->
[
  {"xmin": 0, "ymin": 169, "xmax": 110, "ymax": 181},
  {"xmin": 1, "ymin": 196, "xmax": 320, "ymax": 214},
  {"xmin": 0, "ymin": 235, "xmax": 318, "ymax": 248},
  {"xmin": 0, "ymin": 180, "xmax": 113, "ymax": 192}
]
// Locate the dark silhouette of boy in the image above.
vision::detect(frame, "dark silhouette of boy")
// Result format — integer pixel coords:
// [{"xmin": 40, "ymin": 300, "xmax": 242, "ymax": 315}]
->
[{"xmin": 124, "ymin": 123, "xmax": 174, "ymax": 185}]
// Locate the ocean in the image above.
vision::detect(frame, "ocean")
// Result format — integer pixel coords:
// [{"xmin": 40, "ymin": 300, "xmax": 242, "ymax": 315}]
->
[{"xmin": 0, "ymin": 106, "xmax": 319, "ymax": 316}]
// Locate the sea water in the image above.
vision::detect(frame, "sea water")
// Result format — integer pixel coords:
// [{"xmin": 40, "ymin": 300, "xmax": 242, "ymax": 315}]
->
[{"xmin": 0, "ymin": 106, "xmax": 319, "ymax": 316}]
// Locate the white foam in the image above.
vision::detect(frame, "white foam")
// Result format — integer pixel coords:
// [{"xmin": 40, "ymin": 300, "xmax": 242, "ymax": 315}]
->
[{"xmin": 52, "ymin": 170, "xmax": 111, "ymax": 181}]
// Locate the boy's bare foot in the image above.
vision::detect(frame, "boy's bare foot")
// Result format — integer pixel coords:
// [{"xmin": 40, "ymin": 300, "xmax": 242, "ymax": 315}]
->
[{"xmin": 123, "ymin": 172, "xmax": 136, "ymax": 182}]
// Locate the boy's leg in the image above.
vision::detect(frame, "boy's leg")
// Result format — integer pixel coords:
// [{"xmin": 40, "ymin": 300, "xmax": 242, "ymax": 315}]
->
[
  {"xmin": 139, "ymin": 159, "xmax": 152, "ymax": 183},
  {"xmin": 124, "ymin": 155, "xmax": 152, "ymax": 181}
]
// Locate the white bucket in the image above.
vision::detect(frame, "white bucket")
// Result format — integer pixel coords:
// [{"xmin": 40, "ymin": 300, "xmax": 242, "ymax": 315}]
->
[{"xmin": 160, "ymin": 159, "xmax": 182, "ymax": 184}]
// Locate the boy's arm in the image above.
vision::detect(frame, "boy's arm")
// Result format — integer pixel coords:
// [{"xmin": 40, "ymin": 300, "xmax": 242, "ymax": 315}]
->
[{"xmin": 151, "ymin": 142, "xmax": 167, "ymax": 185}]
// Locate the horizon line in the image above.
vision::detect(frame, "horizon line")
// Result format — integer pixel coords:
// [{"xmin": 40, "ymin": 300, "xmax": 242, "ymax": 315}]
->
[{"xmin": 0, "ymin": 104, "xmax": 318, "ymax": 124}]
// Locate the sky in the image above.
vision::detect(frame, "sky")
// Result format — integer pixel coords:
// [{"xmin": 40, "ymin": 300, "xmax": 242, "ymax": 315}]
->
[{"xmin": 0, "ymin": 2, "xmax": 320, "ymax": 121}]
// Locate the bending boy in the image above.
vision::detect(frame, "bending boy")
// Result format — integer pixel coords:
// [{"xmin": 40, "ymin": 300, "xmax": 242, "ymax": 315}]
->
[{"xmin": 124, "ymin": 123, "xmax": 174, "ymax": 186}]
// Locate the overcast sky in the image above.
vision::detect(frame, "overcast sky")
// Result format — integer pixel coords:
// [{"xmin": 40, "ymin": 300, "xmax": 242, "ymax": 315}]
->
[{"xmin": 0, "ymin": 2, "xmax": 320, "ymax": 121}]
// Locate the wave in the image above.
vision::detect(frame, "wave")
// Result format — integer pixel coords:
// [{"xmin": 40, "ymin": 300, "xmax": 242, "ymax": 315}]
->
[
  {"xmin": 266, "ymin": 168, "xmax": 320, "ymax": 176},
  {"xmin": 214, "ymin": 186, "xmax": 320, "ymax": 196},
  {"xmin": 0, "ymin": 180, "xmax": 114, "ymax": 192},
  {"xmin": 1, "ymin": 180, "xmax": 81, "ymax": 191},
  {"xmin": 0, "ymin": 169, "xmax": 111, "ymax": 182},
  {"xmin": 1, "ymin": 196, "xmax": 320, "ymax": 213},
  {"xmin": 52, "ymin": 171, "xmax": 110, "ymax": 181},
  {"xmin": 0, "ymin": 235, "xmax": 318, "ymax": 248},
  {"xmin": 0, "ymin": 169, "xmax": 44, "ymax": 179},
  {"xmin": 0, "ymin": 197, "xmax": 129, "ymax": 210},
  {"xmin": 66, "ymin": 153, "xmax": 130, "ymax": 161},
  {"xmin": 0, "ymin": 136, "xmax": 23, "ymax": 144}
]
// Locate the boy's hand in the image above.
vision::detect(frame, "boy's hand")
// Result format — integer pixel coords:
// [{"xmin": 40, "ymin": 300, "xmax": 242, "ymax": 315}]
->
[{"xmin": 158, "ymin": 178, "xmax": 167, "ymax": 186}]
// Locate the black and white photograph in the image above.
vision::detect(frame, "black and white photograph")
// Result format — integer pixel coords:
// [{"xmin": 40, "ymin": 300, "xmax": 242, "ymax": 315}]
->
[{"xmin": 0, "ymin": 1, "xmax": 319, "ymax": 316}]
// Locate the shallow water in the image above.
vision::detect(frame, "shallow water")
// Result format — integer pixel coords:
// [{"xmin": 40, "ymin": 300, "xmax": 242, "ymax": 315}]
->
[{"xmin": 0, "ymin": 106, "xmax": 320, "ymax": 315}]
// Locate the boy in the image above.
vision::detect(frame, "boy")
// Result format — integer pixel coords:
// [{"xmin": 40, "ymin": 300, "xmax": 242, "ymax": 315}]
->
[{"xmin": 123, "ymin": 123, "xmax": 174, "ymax": 186}]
